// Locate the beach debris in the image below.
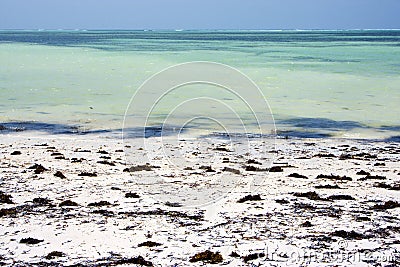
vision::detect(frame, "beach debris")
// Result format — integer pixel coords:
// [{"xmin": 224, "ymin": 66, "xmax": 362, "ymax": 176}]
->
[
  {"xmin": 59, "ymin": 200, "xmax": 79, "ymax": 207},
  {"xmin": 0, "ymin": 192, "xmax": 13, "ymax": 204},
  {"xmin": 301, "ymin": 221, "xmax": 313, "ymax": 227},
  {"xmin": 358, "ymin": 175, "xmax": 386, "ymax": 181},
  {"xmin": 10, "ymin": 151, "xmax": 21, "ymax": 155},
  {"xmin": 269, "ymin": 166, "xmax": 283, "ymax": 172},
  {"xmin": 372, "ymin": 201, "xmax": 400, "ymax": 210},
  {"xmin": 51, "ymin": 152, "xmax": 63, "ymax": 157},
  {"xmin": 229, "ymin": 251, "xmax": 241, "ymax": 258},
  {"xmin": 165, "ymin": 201, "xmax": 182, "ymax": 207},
  {"xmin": 32, "ymin": 197, "xmax": 52, "ymax": 206},
  {"xmin": 293, "ymin": 191, "xmax": 326, "ymax": 201},
  {"xmin": 88, "ymin": 201, "xmax": 112, "ymax": 207},
  {"xmin": 199, "ymin": 165, "xmax": 216, "ymax": 172},
  {"xmin": 314, "ymin": 153, "xmax": 335, "ymax": 158},
  {"xmin": 97, "ymin": 160, "xmax": 116, "ymax": 166},
  {"xmin": 374, "ymin": 162, "xmax": 385, "ymax": 166},
  {"xmin": 110, "ymin": 186, "xmax": 121, "ymax": 190},
  {"xmin": 97, "ymin": 150, "xmax": 109, "ymax": 154},
  {"xmin": 45, "ymin": 251, "xmax": 65, "ymax": 260},
  {"xmin": 54, "ymin": 171, "xmax": 66, "ymax": 179},
  {"xmin": 125, "ymin": 192, "xmax": 140, "ymax": 198},
  {"xmin": 138, "ymin": 241, "xmax": 162, "ymax": 247},
  {"xmin": 0, "ymin": 207, "xmax": 17, "ymax": 217},
  {"xmin": 28, "ymin": 163, "xmax": 48, "ymax": 174},
  {"xmin": 123, "ymin": 164, "xmax": 158, "ymax": 172},
  {"xmin": 214, "ymin": 147, "xmax": 231, "ymax": 152},
  {"xmin": 316, "ymin": 174, "xmax": 352, "ymax": 181},
  {"xmin": 78, "ymin": 171, "xmax": 97, "ymax": 177},
  {"xmin": 288, "ymin": 173, "xmax": 308, "ymax": 179},
  {"xmin": 314, "ymin": 184, "xmax": 341, "ymax": 189},
  {"xmin": 374, "ymin": 183, "xmax": 400, "ymax": 190},
  {"xmin": 243, "ymin": 252, "xmax": 265, "ymax": 263},
  {"xmin": 112, "ymin": 256, "xmax": 153, "ymax": 266},
  {"xmin": 331, "ymin": 230, "xmax": 366, "ymax": 240},
  {"xmin": 247, "ymin": 159, "xmax": 262, "ymax": 165},
  {"xmin": 327, "ymin": 194, "xmax": 355, "ymax": 201},
  {"xmin": 92, "ymin": 209, "xmax": 114, "ymax": 216},
  {"xmin": 275, "ymin": 199, "xmax": 289, "ymax": 204},
  {"xmin": 244, "ymin": 165, "xmax": 267, "ymax": 172},
  {"xmin": 189, "ymin": 250, "xmax": 223, "ymax": 264},
  {"xmin": 237, "ymin": 194, "xmax": 263, "ymax": 203},
  {"xmin": 20, "ymin": 237, "xmax": 44, "ymax": 245},
  {"xmin": 356, "ymin": 170, "xmax": 370, "ymax": 175},
  {"xmin": 222, "ymin": 167, "xmax": 240, "ymax": 175}
]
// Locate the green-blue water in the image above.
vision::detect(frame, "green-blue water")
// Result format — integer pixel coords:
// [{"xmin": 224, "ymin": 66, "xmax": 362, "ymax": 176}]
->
[{"xmin": 0, "ymin": 30, "xmax": 399, "ymax": 139}]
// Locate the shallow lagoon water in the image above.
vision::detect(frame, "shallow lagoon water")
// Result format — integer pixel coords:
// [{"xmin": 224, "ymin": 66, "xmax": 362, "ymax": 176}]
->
[{"xmin": 0, "ymin": 30, "xmax": 399, "ymax": 139}]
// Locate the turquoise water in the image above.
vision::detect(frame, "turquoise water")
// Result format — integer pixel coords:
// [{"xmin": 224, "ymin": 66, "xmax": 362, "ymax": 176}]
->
[{"xmin": 0, "ymin": 30, "xmax": 399, "ymax": 139}]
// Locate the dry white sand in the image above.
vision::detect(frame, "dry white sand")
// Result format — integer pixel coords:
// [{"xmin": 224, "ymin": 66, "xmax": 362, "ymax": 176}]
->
[{"xmin": 1, "ymin": 131, "xmax": 399, "ymax": 266}]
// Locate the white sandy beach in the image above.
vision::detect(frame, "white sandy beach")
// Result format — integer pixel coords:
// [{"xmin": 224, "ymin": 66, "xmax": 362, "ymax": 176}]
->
[{"xmin": 1, "ymin": 131, "xmax": 399, "ymax": 266}]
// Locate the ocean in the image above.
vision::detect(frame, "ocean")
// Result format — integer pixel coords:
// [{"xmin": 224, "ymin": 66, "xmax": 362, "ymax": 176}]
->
[{"xmin": 0, "ymin": 30, "xmax": 399, "ymax": 139}]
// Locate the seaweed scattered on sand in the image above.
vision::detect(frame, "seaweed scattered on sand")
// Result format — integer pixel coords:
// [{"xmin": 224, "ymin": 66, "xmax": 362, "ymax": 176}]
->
[
  {"xmin": 327, "ymin": 194, "xmax": 355, "ymax": 200},
  {"xmin": 125, "ymin": 192, "xmax": 140, "ymax": 198},
  {"xmin": 20, "ymin": 237, "xmax": 44, "ymax": 245},
  {"xmin": 28, "ymin": 164, "xmax": 48, "ymax": 174},
  {"xmin": 293, "ymin": 191, "xmax": 326, "ymax": 201},
  {"xmin": 45, "ymin": 251, "xmax": 65, "ymax": 260},
  {"xmin": 78, "ymin": 172, "xmax": 97, "ymax": 177},
  {"xmin": 189, "ymin": 250, "xmax": 223, "ymax": 264},
  {"xmin": 54, "ymin": 171, "xmax": 66, "ymax": 179},
  {"xmin": 0, "ymin": 192, "xmax": 13, "ymax": 204},
  {"xmin": 59, "ymin": 200, "xmax": 79, "ymax": 207},
  {"xmin": 243, "ymin": 252, "xmax": 265, "ymax": 263},
  {"xmin": 0, "ymin": 207, "xmax": 17, "ymax": 217},
  {"xmin": 10, "ymin": 151, "xmax": 21, "ymax": 155},
  {"xmin": 88, "ymin": 201, "xmax": 112, "ymax": 207},
  {"xmin": 222, "ymin": 167, "xmax": 240, "ymax": 175},
  {"xmin": 138, "ymin": 241, "xmax": 162, "ymax": 247},
  {"xmin": 358, "ymin": 175, "xmax": 386, "ymax": 181},
  {"xmin": 237, "ymin": 194, "xmax": 263, "ymax": 203},
  {"xmin": 314, "ymin": 184, "xmax": 341, "ymax": 189},
  {"xmin": 269, "ymin": 166, "xmax": 283, "ymax": 172},
  {"xmin": 123, "ymin": 164, "xmax": 158, "ymax": 172},
  {"xmin": 330, "ymin": 230, "xmax": 367, "ymax": 240},
  {"xmin": 288, "ymin": 173, "xmax": 308, "ymax": 179},
  {"xmin": 316, "ymin": 174, "xmax": 352, "ymax": 181},
  {"xmin": 97, "ymin": 160, "xmax": 116, "ymax": 166},
  {"xmin": 371, "ymin": 201, "xmax": 400, "ymax": 210}
]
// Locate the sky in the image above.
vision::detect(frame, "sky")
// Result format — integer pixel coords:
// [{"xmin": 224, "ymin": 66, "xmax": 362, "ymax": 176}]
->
[{"xmin": 0, "ymin": 0, "xmax": 399, "ymax": 30}]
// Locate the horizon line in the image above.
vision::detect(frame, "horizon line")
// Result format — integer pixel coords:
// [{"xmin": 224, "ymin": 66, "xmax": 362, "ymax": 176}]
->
[{"xmin": 1, "ymin": 28, "xmax": 400, "ymax": 31}]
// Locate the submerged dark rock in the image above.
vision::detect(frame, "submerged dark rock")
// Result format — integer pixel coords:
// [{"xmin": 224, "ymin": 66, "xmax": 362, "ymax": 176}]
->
[
  {"xmin": 237, "ymin": 194, "xmax": 263, "ymax": 203},
  {"xmin": 189, "ymin": 250, "xmax": 223, "ymax": 264}
]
